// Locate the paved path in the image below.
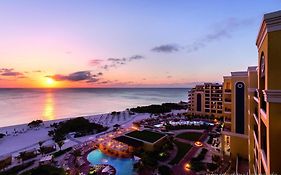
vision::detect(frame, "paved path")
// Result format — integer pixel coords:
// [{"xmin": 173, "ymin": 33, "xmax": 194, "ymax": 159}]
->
[
  {"xmin": 171, "ymin": 130, "xmax": 209, "ymax": 175},
  {"xmin": 66, "ymin": 134, "xmax": 83, "ymax": 144}
]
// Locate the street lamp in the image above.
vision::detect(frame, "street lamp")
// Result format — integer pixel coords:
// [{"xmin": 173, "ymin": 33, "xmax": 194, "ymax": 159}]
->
[{"xmin": 185, "ymin": 163, "xmax": 191, "ymax": 171}]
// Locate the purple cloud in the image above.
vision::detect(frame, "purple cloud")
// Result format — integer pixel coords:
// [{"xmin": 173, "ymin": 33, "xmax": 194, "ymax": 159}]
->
[
  {"xmin": 151, "ymin": 44, "xmax": 182, "ymax": 53},
  {"xmin": 47, "ymin": 71, "xmax": 103, "ymax": 83},
  {"xmin": 0, "ymin": 68, "xmax": 24, "ymax": 77},
  {"xmin": 89, "ymin": 59, "xmax": 103, "ymax": 66}
]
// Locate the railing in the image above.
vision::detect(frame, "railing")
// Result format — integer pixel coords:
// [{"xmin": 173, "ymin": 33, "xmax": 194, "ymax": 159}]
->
[
  {"xmin": 261, "ymin": 122, "xmax": 267, "ymax": 160},
  {"xmin": 254, "ymin": 123, "xmax": 258, "ymax": 140},
  {"xmin": 225, "ymin": 98, "xmax": 231, "ymax": 103},
  {"xmin": 254, "ymin": 108, "xmax": 258, "ymax": 117},
  {"xmin": 225, "ymin": 108, "xmax": 231, "ymax": 112},
  {"xmin": 225, "ymin": 89, "xmax": 231, "ymax": 93},
  {"xmin": 261, "ymin": 99, "xmax": 267, "ymax": 113},
  {"xmin": 254, "ymin": 89, "xmax": 258, "ymax": 98}
]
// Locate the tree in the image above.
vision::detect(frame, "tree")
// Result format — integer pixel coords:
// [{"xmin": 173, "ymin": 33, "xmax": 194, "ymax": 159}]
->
[
  {"xmin": 0, "ymin": 133, "xmax": 5, "ymax": 139},
  {"xmin": 71, "ymin": 149, "xmax": 81, "ymax": 167},
  {"xmin": 38, "ymin": 141, "xmax": 44, "ymax": 155},
  {"xmin": 56, "ymin": 140, "xmax": 64, "ymax": 151}
]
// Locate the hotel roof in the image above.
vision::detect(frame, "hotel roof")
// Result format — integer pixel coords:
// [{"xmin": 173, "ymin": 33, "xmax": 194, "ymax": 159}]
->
[
  {"xmin": 114, "ymin": 136, "xmax": 144, "ymax": 147},
  {"xmin": 125, "ymin": 130, "xmax": 166, "ymax": 143},
  {"xmin": 256, "ymin": 10, "xmax": 281, "ymax": 48}
]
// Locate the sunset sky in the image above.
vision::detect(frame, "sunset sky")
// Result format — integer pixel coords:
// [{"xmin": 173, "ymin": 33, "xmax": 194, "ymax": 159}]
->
[{"xmin": 0, "ymin": 0, "xmax": 280, "ymax": 88}]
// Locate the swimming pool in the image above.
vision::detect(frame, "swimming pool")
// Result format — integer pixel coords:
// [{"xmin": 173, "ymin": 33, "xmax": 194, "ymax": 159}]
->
[{"xmin": 87, "ymin": 149, "xmax": 135, "ymax": 175}]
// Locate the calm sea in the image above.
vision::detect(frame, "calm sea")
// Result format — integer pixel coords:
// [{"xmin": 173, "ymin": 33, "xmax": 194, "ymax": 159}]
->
[{"xmin": 0, "ymin": 88, "xmax": 188, "ymax": 127}]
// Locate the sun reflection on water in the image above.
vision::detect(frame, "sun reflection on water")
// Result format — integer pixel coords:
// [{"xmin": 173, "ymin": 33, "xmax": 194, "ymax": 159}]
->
[{"xmin": 42, "ymin": 92, "xmax": 55, "ymax": 120}]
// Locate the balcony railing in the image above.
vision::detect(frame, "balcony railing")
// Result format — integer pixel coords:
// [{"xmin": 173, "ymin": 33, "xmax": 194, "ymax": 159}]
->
[
  {"xmin": 225, "ymin": 89, "xmax": 231, "ymax": 93},
  {"xmin": 225, "ymin": 108, "xmax": 231, "ymax": 112},
  {"xmin": 225, "ymin": 98, "xmax": 232, "ymax": 103},
  {"xmin": 261, "ymin": 122, "xmax": 267, "ymax": 160},
  {"xmin": 223, "ymin": 124, "xmax": 231, "ymax": 132},
  {"xmin": 254, "ymin": 123, "xmax": 258, "ymax": 140},
  {"xmin": 254, "ymin": 89, "xmax": 258, "ymax": 98},
  {"xmin": 254, "ymin": 107, "xmax": 258, "ymax": 117},
  {"xmin": 261, "ymin": 99, "xmax": 267, "ymax": 113}
]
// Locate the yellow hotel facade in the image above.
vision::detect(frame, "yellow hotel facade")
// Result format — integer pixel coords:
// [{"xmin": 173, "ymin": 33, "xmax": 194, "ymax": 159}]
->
[{"xmin": 187, "ymin": 10, "xmax": 281, "ymax": 174}]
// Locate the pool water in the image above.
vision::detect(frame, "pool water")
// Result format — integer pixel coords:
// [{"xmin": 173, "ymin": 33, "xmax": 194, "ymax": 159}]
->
[{"xmin": 87, "ymin": 149, "xmax": 135, "ymax": 175}]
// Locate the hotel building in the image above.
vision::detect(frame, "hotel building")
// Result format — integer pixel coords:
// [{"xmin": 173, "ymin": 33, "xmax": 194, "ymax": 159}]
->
[
  {"xmin": 187, "ymin": 10, "xmax": 281, "ymax": 174},
  {"xmin": 248, "ymin": 10, "xmax": 281, "ymax": 174},
  {"xmin": 187, "ymin": 83, "xmax": 223, "ymax": 118},
  {"xmin": 221, "ymin": 67, "xmax": 257, "ymax": 170}
]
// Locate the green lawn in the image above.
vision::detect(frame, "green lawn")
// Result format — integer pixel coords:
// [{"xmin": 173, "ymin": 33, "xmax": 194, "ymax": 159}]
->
[
  {"xmin": 169, "ymin": 140, "xmax": 192, "ymax": 165},
  {"xmin": 176, "ymin": 132, "xmax": 202, "ymax": 141},
  {"xmin": 126, "ymin": 130, "xmax": 165, "ymax": 143}
]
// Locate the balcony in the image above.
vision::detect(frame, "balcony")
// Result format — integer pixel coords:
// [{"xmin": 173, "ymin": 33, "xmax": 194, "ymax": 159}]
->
[
  {"xmin": 253, "ymin": 123, "xmax": 258, "ymax": 141},
  {"xmin": 212, "ymin": 90, "xmax": 223, "ymax": 94},
  {"xmin": 223, "ymin": 124, "xmax": 231, "ymax": 132},
  {"xmin": 261, "ymin": 99, "xmax": 267, "ymax": 113},
  {"xmin": 254, "ymin": 89, "xmax": 258, "ymax": 98},
  {"xmin": 261, "ymin": 122, "xmax": 267, "ymax": 162},
  {"xmin": 225, "ymin": 98, "xmax": 232, "ymax": 103},
  {"xmin": 253, "ymin": 108, "xmax": 258, "ymax": 124},
  {"xmin": 224, "ymin": 89, "xmax": 231, "ymax": 93},
  {"xmin": 225, "ymin": 108, "xmax": 231, "ymax": 113},
  {"xmin": 224, "ymin": 117, "xmax": 231, "ymax": 123}
]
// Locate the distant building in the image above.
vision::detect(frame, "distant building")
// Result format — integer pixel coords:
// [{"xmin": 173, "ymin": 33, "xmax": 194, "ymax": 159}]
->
[{"xmin": 187, "ymin": 83, "xmax": 223, "ymax": 118}]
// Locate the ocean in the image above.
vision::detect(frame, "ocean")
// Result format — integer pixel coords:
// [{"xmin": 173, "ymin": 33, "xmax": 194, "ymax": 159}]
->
[{"xmin": 0, "ymin": 88, "xmax": 188, "ymax": 127}]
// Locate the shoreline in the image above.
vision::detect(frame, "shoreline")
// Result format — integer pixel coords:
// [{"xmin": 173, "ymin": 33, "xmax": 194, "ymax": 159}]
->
[
  {"xmin": 0, "ymin": 101, "xmax": 187, "ymax": 157},
  {"xmin": 0, "ymin": 109, "xmax": 180, "ymax": 157}
]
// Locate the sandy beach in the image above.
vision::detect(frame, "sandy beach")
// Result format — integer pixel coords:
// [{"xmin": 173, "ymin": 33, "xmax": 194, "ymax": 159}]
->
[{"xmin": 0, "ymin": 110, "xmax": 158, "ymax": 157}]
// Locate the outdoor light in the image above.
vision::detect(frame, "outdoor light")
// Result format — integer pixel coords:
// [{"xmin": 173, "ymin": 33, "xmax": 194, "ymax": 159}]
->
[
  {"xmin": 185, "ymin": 163, "xmax": 191, "ymax": 171},
  {"xmin": 194, "ymin": 141, "xmax": 203, "ymax": 147}
]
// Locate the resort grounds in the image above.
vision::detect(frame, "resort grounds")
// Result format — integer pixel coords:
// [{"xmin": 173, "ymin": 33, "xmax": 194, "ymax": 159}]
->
[{"xmin": 0, "ymin": 103, "xmax": 232, "ymax": 175}]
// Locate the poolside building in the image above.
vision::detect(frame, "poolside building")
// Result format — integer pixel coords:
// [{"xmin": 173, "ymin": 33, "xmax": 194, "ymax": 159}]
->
[{"xmin": 115, "ymin": 130, "xmax": 168, "ymax": 152}]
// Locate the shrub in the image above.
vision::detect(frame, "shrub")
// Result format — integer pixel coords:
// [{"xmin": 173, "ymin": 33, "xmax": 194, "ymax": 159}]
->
[
  {"xmin": 49, "ymin": 117, "xmax": 108, "ymax": 141},
  {"xmin": 20, "ymin": 165, "xmax": 65, "ymax": 175},
  {"xmin": 212, "ymin": 155, "xmax": 221, "ymax": 163},
  {"xmin": 192, "ymin": 148, "xmax": 208, "ymax": 162},
  {"xmin": 207, "ymin": 163, "xmax": 219, "ymax": 172},
  {"xmin": 207, "ymin": 136, "xmax": 213, "ymax": 144},
  {"xmin": 19, "ymin": 151, "xmax": 37, "ymax": 161},
  {"xmin": 53, "ymin": 147, "xmax": 72, "ymax": 158},
  {"xmin": 130, "ymin": 103, "xmax": 187, "ymax": 114},
  {"xmin": 28, "ymin": 120, "xmax": 43, "ymax": 128},
  {"xmin": 0, "ymin": 133, "xmax": 5, "ymax": 139},
  {"xmin": 190, "ymin": 161, "xmax": 205, "ymax": 172},
  {"xmin": 158, "ymin": 165, "xmax": 171, "ymax": 175},
  {"xmin": 0, "ymin": 160, "xmax": 35, "ymax": 175}
]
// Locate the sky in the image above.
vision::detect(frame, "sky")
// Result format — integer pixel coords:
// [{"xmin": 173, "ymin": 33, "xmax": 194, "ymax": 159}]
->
[{"xmin": 0, "ymin": 0, "xmax": 280, "ymax": 88}]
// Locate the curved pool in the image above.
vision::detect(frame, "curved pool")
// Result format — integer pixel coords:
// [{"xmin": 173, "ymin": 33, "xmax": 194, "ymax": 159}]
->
[{"xmin": 87, "ymin": 149, "xmax": 135, "ymax": 175}]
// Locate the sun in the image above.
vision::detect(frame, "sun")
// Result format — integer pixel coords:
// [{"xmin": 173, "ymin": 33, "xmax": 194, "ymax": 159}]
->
[{"xmin": 45, "ymin": 77, "xmax": 55, "ymax": 87}]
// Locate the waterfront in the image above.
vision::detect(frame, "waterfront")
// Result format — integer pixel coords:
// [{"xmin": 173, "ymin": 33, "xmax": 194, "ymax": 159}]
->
[{"xmin": 0, "ymin": 88, "xmax": 188, "ymax": 127}]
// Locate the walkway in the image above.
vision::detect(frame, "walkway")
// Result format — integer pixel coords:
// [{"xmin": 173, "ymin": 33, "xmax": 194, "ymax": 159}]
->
[{"xmin": 171, "ymin": 130, "xmax": 209, "ymax": 175}]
